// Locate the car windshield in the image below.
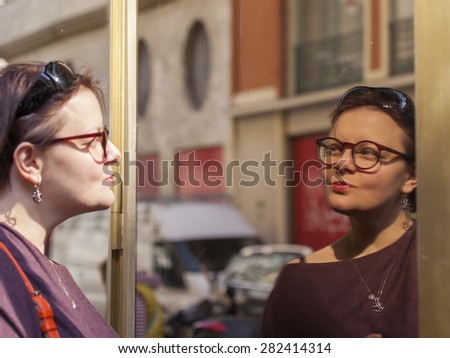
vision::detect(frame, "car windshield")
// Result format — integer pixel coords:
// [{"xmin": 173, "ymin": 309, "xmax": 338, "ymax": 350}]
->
[
  {"xmin": 176, "ymin": 237, "xmax": 260, "ymax": 272},
  {"xmin": 226, "ymin": 252, "xmax": 299, "ymax": 284}
]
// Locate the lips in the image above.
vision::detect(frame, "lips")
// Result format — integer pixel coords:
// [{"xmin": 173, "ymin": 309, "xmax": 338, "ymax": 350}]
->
[
  {"xmin": 103, "ymin": 175, "xmax": 119, "ymax": 187},
  {"xmin": 332, "ymin": 180, "xmax": 352, "ymax": 192}
]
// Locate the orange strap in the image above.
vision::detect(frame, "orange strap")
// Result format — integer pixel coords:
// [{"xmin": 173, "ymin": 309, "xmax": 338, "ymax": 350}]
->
[{"xmin": 0, "ymin": 242, "xmax": 60, "ymax": 338}]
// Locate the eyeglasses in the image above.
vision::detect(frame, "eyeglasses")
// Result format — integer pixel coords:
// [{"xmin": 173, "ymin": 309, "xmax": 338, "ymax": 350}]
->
[
  {"xmin": 51, "ymin": 126, "xmax": 109, "ymax": 162},
  {"xmin": 16, "ymin": 61, "xmax": 75, "ymax": 118},
  {"xmin": 316, "ymin": 137, "xmax": 410, "ymax": 170},
  {"xmin": 337, "ymin": 86, "xmax": 414, "ymax": 114}
]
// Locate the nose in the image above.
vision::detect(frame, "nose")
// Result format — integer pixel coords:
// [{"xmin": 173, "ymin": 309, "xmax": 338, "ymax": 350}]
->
[
  {"xmin": 334, "ymin": 147, "xmax": 356, "ymax": 172},
  {"xmin": 105, "ymin": 140, "xmax": 121, "ymax": 164}
]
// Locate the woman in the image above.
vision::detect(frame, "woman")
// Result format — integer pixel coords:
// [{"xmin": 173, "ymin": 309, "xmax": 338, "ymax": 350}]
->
[
  {"xmin": 0, "ymin": 61, "xmax": 121, "ymax": 337},
  {"xmin": 261, "ymin": 86, "xmax": 417, "ymax": 338}
]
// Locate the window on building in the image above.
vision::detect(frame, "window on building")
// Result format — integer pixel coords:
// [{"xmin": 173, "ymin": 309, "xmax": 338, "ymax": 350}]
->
[
  {"xmin": 295, "ymin": 0, "xmax": 363, "ymax": 93},
  {"xmin": 389, "ymin": 0, "xmax": 414, "ymax": 75},
  {"xmin": 184, "ymin": 20, "xmax": 210, "ymax": 109}
]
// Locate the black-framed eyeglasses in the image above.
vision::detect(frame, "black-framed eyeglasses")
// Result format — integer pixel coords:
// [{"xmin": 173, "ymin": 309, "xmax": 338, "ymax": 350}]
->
[
  {"xmin": 337, "ymin": 86, "xmax": 414, "ymax": 114},
  {"xmin": 51, "ymin": 126, "xmax": 109, "ymax": 162},
  {"xmin": 15, "ymin": 61, "xmax": 75, "ymax": 118},
  {"xmin": 316, "ymin": 137, "xmax": 411, "ymax": 170}
]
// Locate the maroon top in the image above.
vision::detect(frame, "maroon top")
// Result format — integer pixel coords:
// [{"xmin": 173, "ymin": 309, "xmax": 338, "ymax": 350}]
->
[
  {"xmin": 261, "ymin": 224, "xmax": 417, "ymax": 338},
  {"xmin": 0, "ymin": 224, "xmax": 118, "ymax": 338}
]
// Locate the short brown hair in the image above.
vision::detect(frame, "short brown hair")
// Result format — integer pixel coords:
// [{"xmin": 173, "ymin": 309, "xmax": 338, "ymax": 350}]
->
[{"xmin": 0, "ymin": 61, "xmax": 105, "ymax": 190}]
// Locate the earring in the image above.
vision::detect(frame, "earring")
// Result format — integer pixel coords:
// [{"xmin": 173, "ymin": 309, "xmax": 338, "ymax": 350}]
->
[
  {"xmin": 400, "ymin": 193, "xmax": 411, "ymax": 211},
  {"xmin": 32, "ymin": 178, "xmax": 43, "ymax": 203}
]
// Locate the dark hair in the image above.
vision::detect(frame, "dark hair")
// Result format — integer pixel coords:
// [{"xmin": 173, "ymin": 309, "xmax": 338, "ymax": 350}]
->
[
  {"xmin": 330, "ymin": 86, "xmax": 416, "ymax": 212},
  {"xmin": 0, "ymin": 61, "xmax": 105, "ymax": 190}
]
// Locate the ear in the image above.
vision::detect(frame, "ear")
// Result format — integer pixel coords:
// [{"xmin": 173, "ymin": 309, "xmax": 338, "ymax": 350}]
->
[
  {"xmin": 402, "ymin": 167, "xmax": 417, "ymax": 195},
  {"xmin": 12, "ymin": 142, "xmax": 44, "ymax": 185}
]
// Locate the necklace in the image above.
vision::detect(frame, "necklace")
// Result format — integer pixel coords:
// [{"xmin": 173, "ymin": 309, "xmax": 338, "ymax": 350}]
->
[
  {"xmin": 351, "ymin": 257, "xmax": 397, "ymax": 313},
  {"xmin": 50, "ymin": 260, "xmax": 77, "ymax": 309}
]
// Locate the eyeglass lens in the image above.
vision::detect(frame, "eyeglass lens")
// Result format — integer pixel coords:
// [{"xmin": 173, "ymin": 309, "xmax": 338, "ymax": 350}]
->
[
  {"xmin": 44, "ymin": 61, "xmax": 75, "ymax": 90},
  {"xmin": 88, "ymin": 129, "xmax": 109, "ymax": 161},
  {"xmin": 318, "ymin": 139, "xmax": 381, "ymax": 170},
  {"xmin": 51, "ymin": 127, "xmax": 109, "ymax": 162}
]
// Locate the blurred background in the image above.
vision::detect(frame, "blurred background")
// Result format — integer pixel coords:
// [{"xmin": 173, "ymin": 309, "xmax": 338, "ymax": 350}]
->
[{"xmin": 0, "ymin": 0, "xmax": 415, "ymax": 337}]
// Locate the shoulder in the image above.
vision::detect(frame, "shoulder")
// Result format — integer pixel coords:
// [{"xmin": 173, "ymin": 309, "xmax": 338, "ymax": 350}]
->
[
  {"xmin": 288, "ymin": 243, "xmax": 339, "ymax": 264},
  {"xmin": 286, "ymin": 244, "xmax": 337, "ymax": 264},
  {"xmin": 0, "ymin": 249, "xmax": 42, "ymax": 337}
]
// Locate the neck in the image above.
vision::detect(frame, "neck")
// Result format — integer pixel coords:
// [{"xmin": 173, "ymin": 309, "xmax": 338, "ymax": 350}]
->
[
  {"xmin": 346, "ymin": 211, "xmax": 413, "ymax": 259},
  {"xmin": 0, "ymin": 199, "xmax": 53, "ymax": 255}
]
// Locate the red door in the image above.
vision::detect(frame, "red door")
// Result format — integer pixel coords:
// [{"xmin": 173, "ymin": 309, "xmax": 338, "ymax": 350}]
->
[{"xmin": 292, "ymin": 134, "xmax": 350, "ymax": 251}]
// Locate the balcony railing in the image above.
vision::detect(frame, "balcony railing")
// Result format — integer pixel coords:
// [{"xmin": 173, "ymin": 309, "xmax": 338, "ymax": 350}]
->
[
  {"xmin": 390, "ymin": 17, "xmax": 414, "ymax": 75},
  {"xmin": 295, "ymin": 29, "xmax": 363, "ymax": 94}
]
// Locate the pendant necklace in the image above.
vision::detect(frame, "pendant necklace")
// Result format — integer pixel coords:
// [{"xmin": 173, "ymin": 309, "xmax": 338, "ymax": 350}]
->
[
  {"xmin": 50, "ymin": 260, "xmax": 77, "ymax": 309},
  {"xmin": 348, "ymin": 233, "xmax": 397, "ymax": 313},
  {"xmin": 351, "ymin": 257, "xmax": 397, "ymax": 313}
]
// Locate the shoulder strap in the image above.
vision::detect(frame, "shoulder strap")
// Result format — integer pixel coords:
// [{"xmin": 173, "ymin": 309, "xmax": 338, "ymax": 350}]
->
[{"xmin": 0, "ymin": 242, "xmax": 60, "ymax": 338}]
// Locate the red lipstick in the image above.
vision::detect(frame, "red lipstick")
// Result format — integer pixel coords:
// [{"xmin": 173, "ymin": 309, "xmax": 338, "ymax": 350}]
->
[{"xmin": 332, "ymin": 181, "xmax": 352, "ymax": 192}]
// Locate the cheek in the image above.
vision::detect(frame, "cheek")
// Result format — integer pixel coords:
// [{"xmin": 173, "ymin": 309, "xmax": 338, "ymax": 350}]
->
[
  {"xmin": 45, "ymin": 154, "xmax": 105, "ymax": 188},
  {"xmin": 361, "ymin": 169, "xmax": 405, "ymax": 198}
]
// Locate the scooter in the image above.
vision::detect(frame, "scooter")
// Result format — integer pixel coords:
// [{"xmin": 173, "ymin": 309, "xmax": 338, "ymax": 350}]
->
[{"xmin": 164, "ymin": 268, "xmax": 260, "ymax": 338}]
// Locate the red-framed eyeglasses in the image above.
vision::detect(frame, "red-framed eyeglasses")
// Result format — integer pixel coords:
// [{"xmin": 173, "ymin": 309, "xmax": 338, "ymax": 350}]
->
[{"xmin": 51, "ymin": 125, "xmax": 109, "ymax": 161}]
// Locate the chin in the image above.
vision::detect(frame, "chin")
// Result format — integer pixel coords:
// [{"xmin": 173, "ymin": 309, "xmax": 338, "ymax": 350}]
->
[
  {"xmin": 85, "ymin": 194, "xmax": 116, "ymax": 213},
  {"xmin": 326, "ymin": 197, "xmax": 356, "ymax": 215}
]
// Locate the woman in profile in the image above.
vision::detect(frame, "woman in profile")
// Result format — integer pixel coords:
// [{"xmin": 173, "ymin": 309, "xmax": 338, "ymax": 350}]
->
[{"xmin": 0, "ymin": 61, "xmax": 121, "ymax": 337}]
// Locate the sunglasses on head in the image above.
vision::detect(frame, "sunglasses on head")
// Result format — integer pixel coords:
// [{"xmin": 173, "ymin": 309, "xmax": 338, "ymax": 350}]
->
[
  {"xmin": 15, "ymin": 61, "xmax": 75, "ymax": 118},
  {"xmin": 337, "ymin": 86, "xmax": 414, "ymax": 114}
]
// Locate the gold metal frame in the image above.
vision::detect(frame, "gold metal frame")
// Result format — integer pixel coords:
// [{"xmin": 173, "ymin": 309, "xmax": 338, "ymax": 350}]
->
[{"xmin": 108, "ymin": 0, "xmax": 137, "ymax": 338}]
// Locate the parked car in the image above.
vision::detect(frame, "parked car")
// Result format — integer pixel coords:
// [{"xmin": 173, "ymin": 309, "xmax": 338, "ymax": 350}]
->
[
  {"xmin": 219, "ymin": 244, "xmax": 314, "ymax": 317},
  {"xmin": 137, "ymin": 200, "xmax": 262, "ymax": 323}
]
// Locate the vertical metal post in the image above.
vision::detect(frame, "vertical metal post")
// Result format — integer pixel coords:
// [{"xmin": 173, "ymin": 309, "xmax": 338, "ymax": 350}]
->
[
  {"xmin": 416, "ymin": 0, "xmax": 450, "ymax": 337},
  {"xmin": 108, "ymin": 0, "xmax": 137, "ymax": 337}
]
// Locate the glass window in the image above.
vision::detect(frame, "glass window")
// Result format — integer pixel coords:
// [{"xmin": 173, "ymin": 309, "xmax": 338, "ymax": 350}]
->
[
  {"xmin": 389, "ymin": 0, "xmax": 414, "ymax": 74},
  {"xmin": 295, "ymin": 0, "xmax": 363, "ymax": 93}
]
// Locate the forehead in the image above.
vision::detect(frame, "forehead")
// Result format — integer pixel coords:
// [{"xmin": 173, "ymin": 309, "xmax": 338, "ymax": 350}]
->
[
  {"xmin": 53, "ymin": 88, "xmax": 103, "ymax": 134},
  {"xmin": 330, "ymin": 107, "xmax": 407, "ymax": 145}
]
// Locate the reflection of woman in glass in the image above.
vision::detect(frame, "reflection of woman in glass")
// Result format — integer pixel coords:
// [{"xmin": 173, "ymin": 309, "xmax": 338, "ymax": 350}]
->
[
  {"xmin": 0, "ymin": 61, "xmax": 121, "ymax": 337},
  {"xmin": 262, "ymin": 86, "xmax": 417, "ymax": 338}
]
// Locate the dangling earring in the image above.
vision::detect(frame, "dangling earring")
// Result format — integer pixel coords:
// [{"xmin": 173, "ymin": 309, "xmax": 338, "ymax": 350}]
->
[
  {"xmin": 32, "ymin": 178, "xmax": 43, "ymax": 203},
  {"xmin": 400, "ymin": 192, "xmax": 411, "ymax": 211},
  {"xmin": 401, "ymin": 192, "xmax": 414, "ymax": 230}
]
